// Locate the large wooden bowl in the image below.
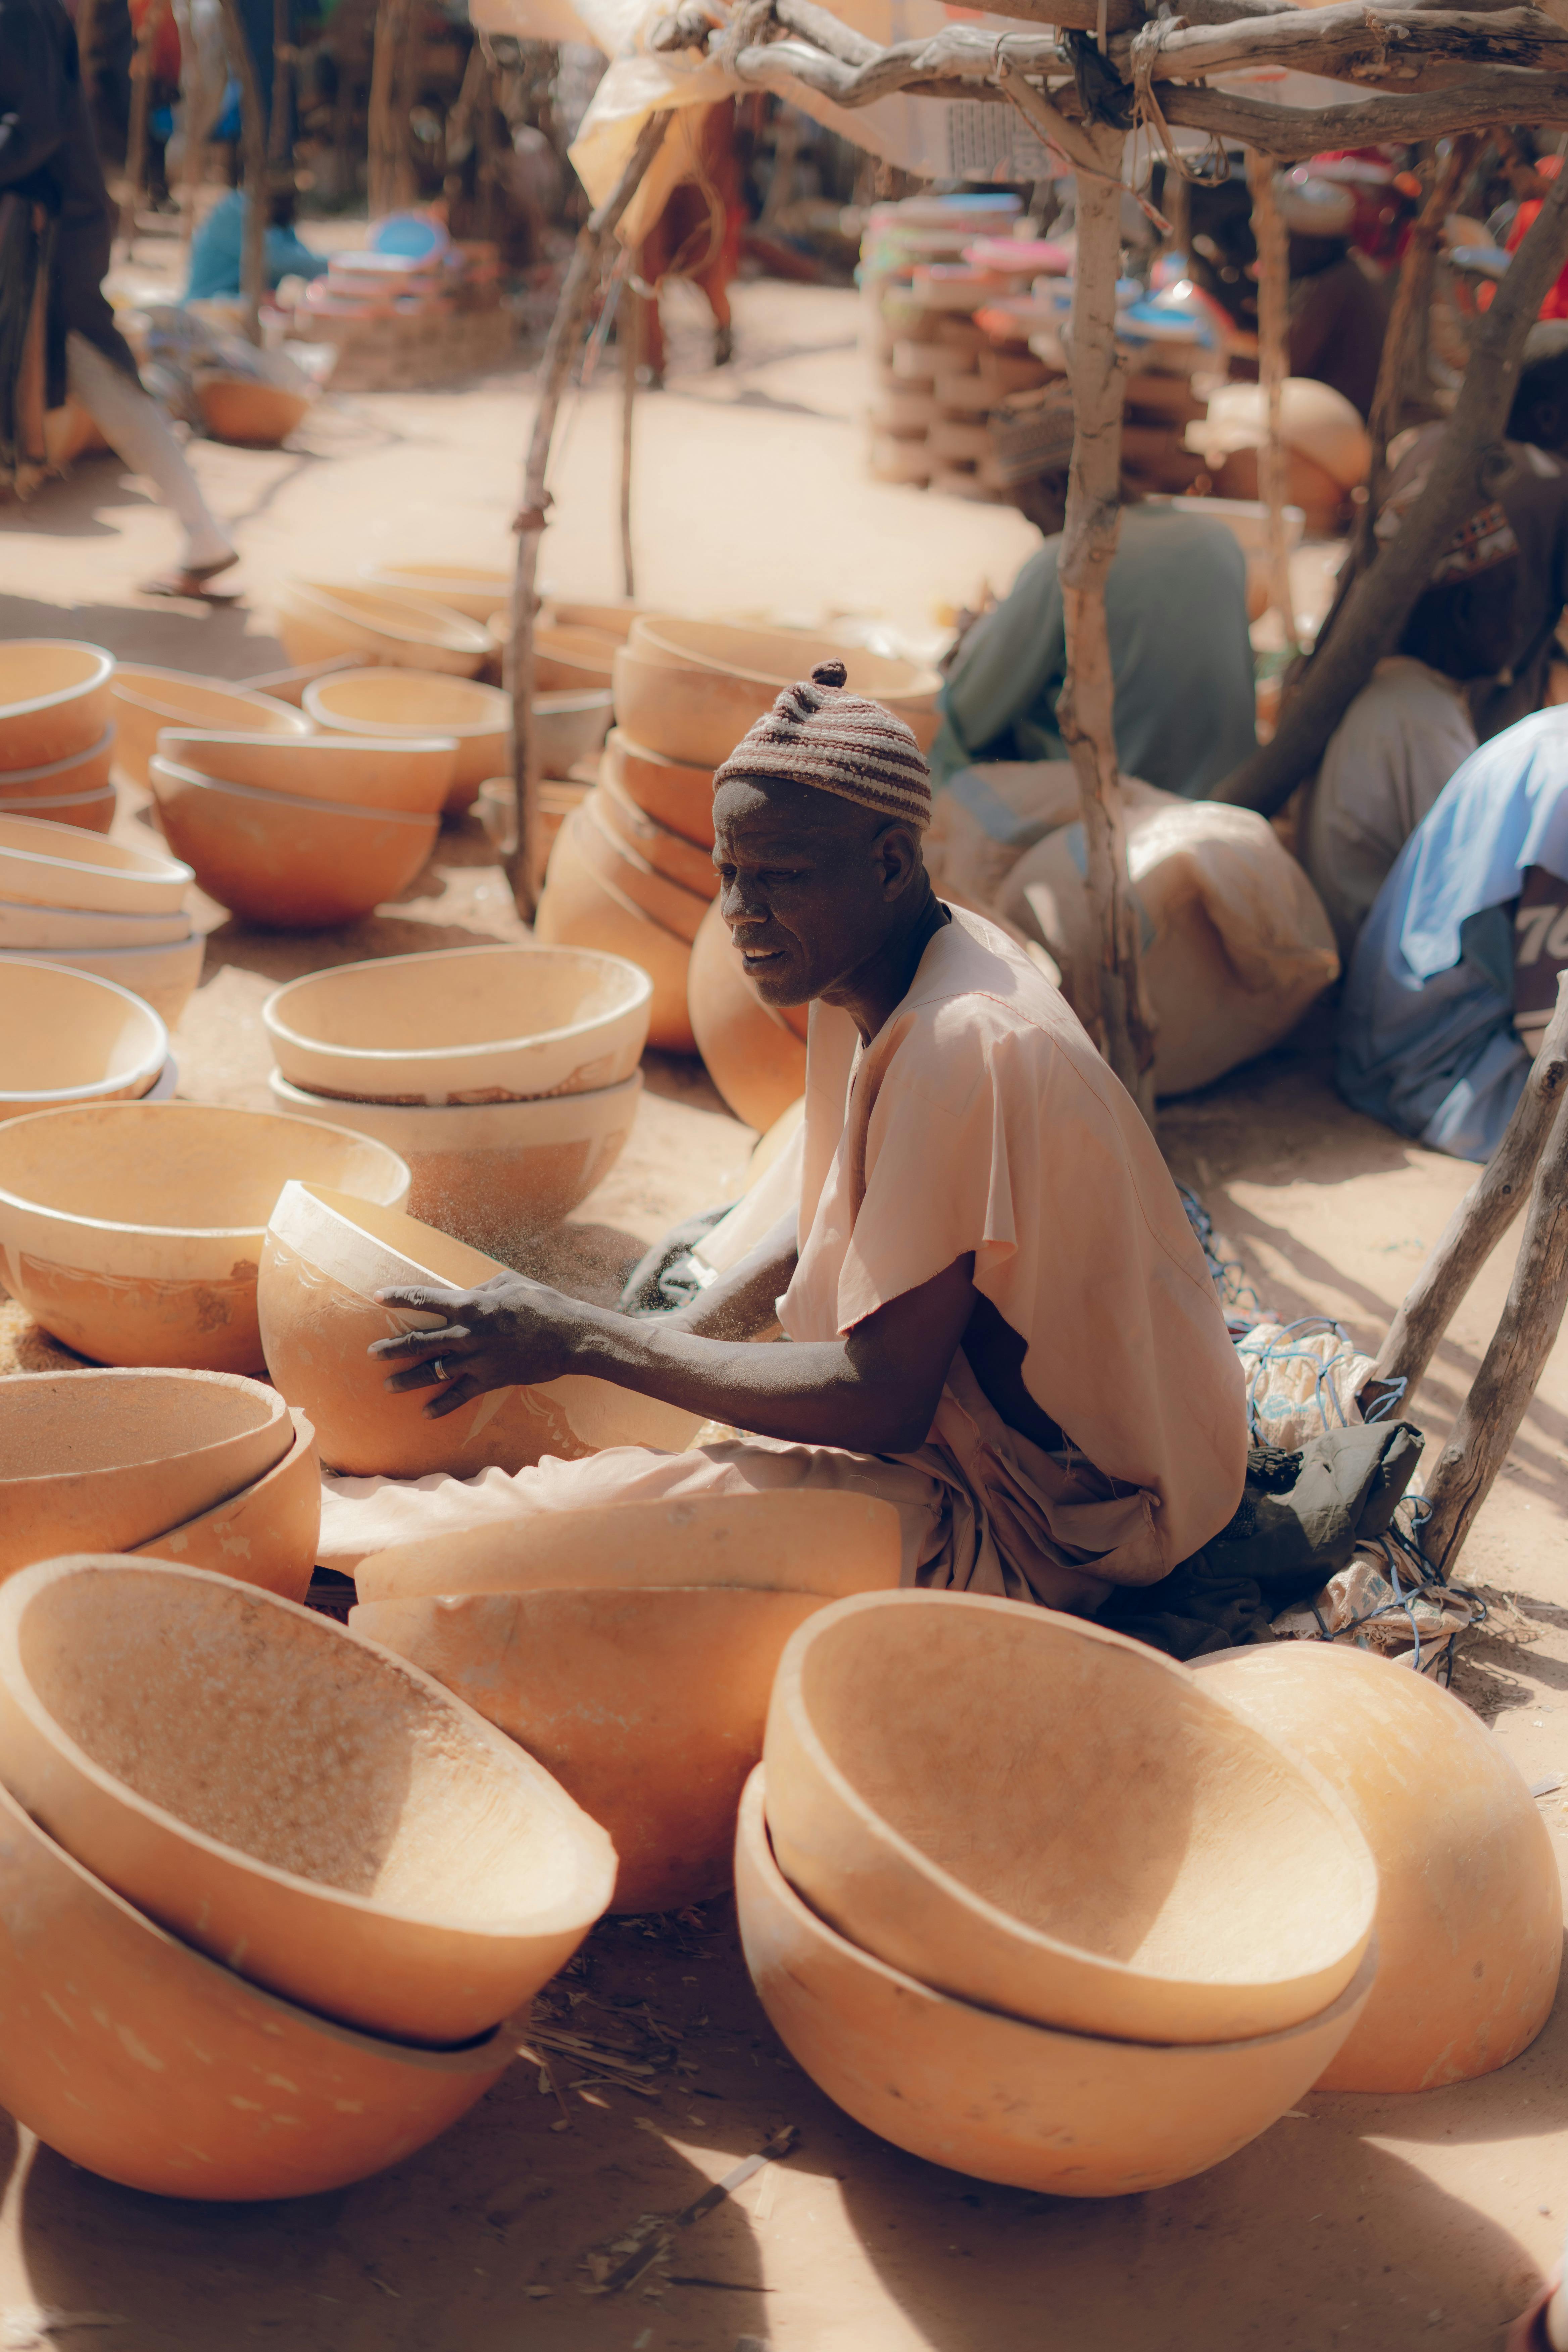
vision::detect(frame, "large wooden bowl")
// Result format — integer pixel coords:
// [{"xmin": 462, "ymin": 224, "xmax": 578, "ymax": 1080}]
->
[
  {"xmin": 155, "ymin": 727, "xmax": 459, "ymax": 817},
  {"xmin": 603, "ymin": 727, "xmax": 715, "ymax": 849},
  {"xmin": 0, "ymin": 1100, "xmax": 409, "ymax": 1372},
  {"xmin": 1194, "ymin": 1641, "xmax": 1563, "ymax": 2090},
  {"xmin": 0, "ymin": 1369, "xmax": 291, "ymax": 1576},
  {"xmin": 686, "ymin": 897, "xmax": 808, "ymax": 1132},
  {"xmin": 301, "ymin": 667, "xmax": 507, "ymax": 810},
  {"xmin": 109, "ymin": 666, "xmax": 309, "ymax": 789},
  {"xmin": 353, "ymin": 1585, "xmax": 826, "ymax": 1913},
  {"xmin": 258, "ymin": 1179, "xmax": 699, "ymax": 1476},
  {"xmin": 0, "ymin": 812, "xmax": 190, "ymax": 915},
  {"xmin": 0, "ymin": 931, "xmax": 205, "ymax": 1030},
  {"xmin": 0, "ymin": 1761, "xmax": 517, "ymax": 2199},
  {"xmin": 534, "ymin": 815, "xmax": 696, "ymax": 1055},
  {"xmin": 737, "ymin": 1768, "xmax": 1376, "ymax": 2195},
  {"xmin": 765, "ymin": 1590, "xmax": 1379, "ymax": 2046},
  {"xmin": 148, "ymin": 756, "xmax": 439, "ymax": 930},
  {"xmin": 0, "ymin": 957, "xmax": 168, "ymax": 1117},
  {"xmin": 263, "ymin": 941, "xmax": 652, "ymax": 1106},
  {"xmin": 0, "ymin": 642, "xmax": 114, "ymax": 771},
  {"xmin": 132, "ymin": 1407, "xmax": 321, "ymax": 1604},
  {"xmin": 0, "ymin": 1556, "xmax": 617, "ymax": 2045},
  {"xmin": 266, "ymin": 1068, "xmax": 642, "ymax": 1254}
]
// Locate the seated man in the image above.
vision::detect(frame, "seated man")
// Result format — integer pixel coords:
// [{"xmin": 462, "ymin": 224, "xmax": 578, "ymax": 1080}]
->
[
  {"xmin": 930, "ymin": 466, "xmax": 1257, "ymax": 803},
  {"xmin": 184, "ymin": 166, "xmax": 330, "ymax": 304},
  {"xmin": 324, "ymin": 664, "xmax": 1247, "ymax": 1610},
  {"xmin": 1339, "ymin": 706, "xmax": 1568, "ymax": 1161}
]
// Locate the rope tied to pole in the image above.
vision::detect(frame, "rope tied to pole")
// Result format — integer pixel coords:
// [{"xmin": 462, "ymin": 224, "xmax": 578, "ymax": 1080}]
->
[
  {"xmin": 1127, "ymin": 13, "xmax": 1232, "ymax": 191},
  {"xmin": 992, "ymin": 44, "xmax": 1173, "ymax": 235}
]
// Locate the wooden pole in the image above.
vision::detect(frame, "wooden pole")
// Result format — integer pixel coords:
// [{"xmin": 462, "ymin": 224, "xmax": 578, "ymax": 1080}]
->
[
  {"xmin": 368, "ymin": 0, "xmax": 415, "ymax": 217},
  {"xmin": 269, "ymin": 0, "xmax": 293, "ymax": 163},
  {"xmin": 1247, "ymin": 150, "xmax": 1297, "ymax": 658},
  {"xmin": 173, "ymin": 0, "xmax": 220, "ymax": 252},
  {"xmin": 619, "ymin": 276, "xmax": 639, "ymax": 601},
  {"xmin": 1369, "ymin": 973, "xmax": 1568, "ymax": 1407},
  {"xmin": 121, "ymin": 0, "xmax": 163, "ymax": 244},
  {"xmin": 506, "ymin": 111, "xmax": 671, "ymax": 920},
  {"xmin": 1214, "ymin": 155, "xmax": 1568, "ymax": 816},
  {"xmin": 216, "ymin": 0, "xmax": 267, "ymax": 343},
  {"xmin": 1419, "ymin": 1074, "xmax": 1568, "ymax": 1575}
]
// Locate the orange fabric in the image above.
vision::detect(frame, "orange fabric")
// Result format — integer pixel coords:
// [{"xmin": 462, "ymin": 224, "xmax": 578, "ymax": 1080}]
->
[{"xmin": 1507, "ymin": 159, "xmax": 1568, "ymax": 322}]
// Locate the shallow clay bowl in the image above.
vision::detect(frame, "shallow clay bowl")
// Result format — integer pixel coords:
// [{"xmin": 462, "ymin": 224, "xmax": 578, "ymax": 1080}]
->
[
  {"xmin": 109, "ymin": 666, "xmax": 309, "ymax": 789},
  {"xmin": 687, "ymin": 897, "xmax": 808, "ymax": 1131},
  {"xmin": 1194, "ymin": 1642, "xmax": 1562, "ymax": 2090},
  {"xmin": 765, "ymin": 1590, "xmax": 1378, "ymax": 2045},
  {"xmin": 603, "ymin": 728, "xmax": 715, "ymax": 848},
  {"xmin": 263, "ymin": 942, "xmax": 653, "ymax": 1106},
  {"xmin": 132, "ymin": 1407, "xmax": 321, "ymax": 1603},
  {"xmin": 266, "ymin": 1069, "xmax": 642, "ymax": 1251},
  {"xmin": 0, "ymin": 782, "xmax": 116, "ymax": 832},
  {"xmin": 533, "ymin": 815, "xmax": 695, "ymax": 1054},
  {"xmin": 0, "ymin": 1556, "xmax": 617, "ymax": 2045},
  {"xmin": 0, "ymin": 1101, "xmax": 409, "ymax": 1372},
  {"xmin": 258, "ymin": 1180, "xmax": 699, "ymax": 1477},
  {"xmin": 737, "ymin": 1769, "xmax": 1376, "ymax": 2195},
  {"xmin": 155, "ymin": 727, "xmax": 459, "ymax": 817},
  {"xmin": 0, "ymin": 811, "xmax": 191, "ymax": 915},
  {"xmin": 301, "ymin": 667, "xmax": 507, "ymax": 809},
  {"xmin": 277, "ymin": 581, "xmax": 491, "ymax": 677},
  {"xmin": 0, "ymin": 1369, "xmax": 291, "ymax": 1577},
  {"xmin": 0, "ymin": 725, "xmax": 116, "ymax": 799},
  {"xmin": 148, "ymin": 756, "xmax": 439, "ymax": 930},
  {"xmin": 353, "ymin": 1585, "xmax": 827, "ymax": 1913},
  {"xmin": 0, "ymin": 931, "xmax": 205, "ymax": 1029},
  {"xmin": 0, "ymin": 957, "xmax": 168, "ymax": 1117},
  {"xmin": 0, "ymin": 1758, "xmax": 518, "ymax": 2200},
  {"xmin": 362, "ymin": 561, "xmax": 512, "ymax": 622},
  {"xmin": 0, "ymin": 642, "xmax": 114, "ymax": 771},
  {"xmin": 355, "ymin": 1490, "xmax": 902, "ymax": 1605}
]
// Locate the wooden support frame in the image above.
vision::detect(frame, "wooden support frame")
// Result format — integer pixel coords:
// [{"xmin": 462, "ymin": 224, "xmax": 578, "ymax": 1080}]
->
[
  {"xmin": 215, "ymin": 0, "xmax": 267, "ymax": 344},
  {"xmin": 1246, "ymin": 150, "xmax": 1297, "ymax": 658}
]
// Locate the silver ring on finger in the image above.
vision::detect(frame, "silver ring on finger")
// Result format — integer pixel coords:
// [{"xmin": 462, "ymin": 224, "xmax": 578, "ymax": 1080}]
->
[{"xmin": 433, "ymin": 1357, "xmax": 452, "ymax": 1383}]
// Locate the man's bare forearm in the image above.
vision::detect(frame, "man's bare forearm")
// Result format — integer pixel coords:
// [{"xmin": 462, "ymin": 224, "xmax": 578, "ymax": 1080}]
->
[{"xmin": 665, "ymin": 1212, "xmax": 798, "ymax": 1341}]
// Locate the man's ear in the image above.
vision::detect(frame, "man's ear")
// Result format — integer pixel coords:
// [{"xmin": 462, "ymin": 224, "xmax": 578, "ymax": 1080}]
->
[{"xmin": 874, "ymin": 821, "xmax": 923, "ymax": 901}]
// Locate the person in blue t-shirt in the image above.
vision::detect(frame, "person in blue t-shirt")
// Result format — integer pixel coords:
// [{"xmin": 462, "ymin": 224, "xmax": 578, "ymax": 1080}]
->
[{"xmin": 184, "ymin": 161, "xmax": 329, "ymax": 303}]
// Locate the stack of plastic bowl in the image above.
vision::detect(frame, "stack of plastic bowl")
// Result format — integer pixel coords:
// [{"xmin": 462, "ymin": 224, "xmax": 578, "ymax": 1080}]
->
[
  {"xmin": 0, "ymin": 959, "xmax": 170, "ymax": 1123},
  {"xmin": 0, "ymin": 1099, "xmax": 410, "ymax": 1372},
  {"xmin": 687, "ymin": 896, "xmax": 807, "ymax": 1131},
  {"xmin": 0, "ymin": 814, "xmax": 202, "ymax": 1032},
  {"xmin": 349, "ymin": 1491, "xmax": 903, "ymax": 1913},
  {"xmin": 261, "ymin": 944, "xmax": 652, "ymax": 1253},
  {"xmin": 147, "ymin": 729, "xmax": 450, "ymax": 929},
  {"xmin": 0, "ymin": 1552, "xmax": 616, "ymax": 2199},
  {"xmin": 256, "ymin": 1180, "xmax": 700, "ymax": 1477},
  {"xmin": 276, "ymin": 578, "xmax": 494, "ymax": 676},
  {"xmin": 108, "ymin": 664, "xmax": 312, "ymax": 788},
  {"xmin": 0, "ymin": 1367, "xmax": 317, "ymax": 1599},
  {"xmin": 743, "ymin": 1589, "xmax": 1384, "ymax": 2196},
  {"xmin": 0, "ymin": 641, "xmax": 117, "ymax": 830}
]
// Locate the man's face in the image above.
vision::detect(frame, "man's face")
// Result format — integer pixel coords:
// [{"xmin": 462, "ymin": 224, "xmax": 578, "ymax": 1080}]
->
[{"xmin": 711, "ymin": 776, "xmax": 913, "ymax": 1009}]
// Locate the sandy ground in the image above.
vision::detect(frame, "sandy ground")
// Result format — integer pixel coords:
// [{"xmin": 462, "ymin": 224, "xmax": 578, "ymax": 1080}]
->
[{"xmin": 2, "ymin": 256, "xmax": 1566, "ymax": 2352}]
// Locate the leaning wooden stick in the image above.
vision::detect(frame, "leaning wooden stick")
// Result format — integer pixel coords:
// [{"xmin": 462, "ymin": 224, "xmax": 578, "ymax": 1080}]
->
[
  {"xmin": 505, "ymin": 111, "xmax": 670, "ymax": 920},
  {"xmin": 1247, "ymin": 150, "xmax": 1297, "ymax": 659},
  {"xmin": 1371, "ymin": 973, "xmax": 1568, "ymax": 1408},
  {"xmin": 1419, "ymin": 1067, "xmax": 1568, "ymax": 1576},
  {"xmin": 215, "ymin": 0, "xmax": 268, "ymax": 344}
]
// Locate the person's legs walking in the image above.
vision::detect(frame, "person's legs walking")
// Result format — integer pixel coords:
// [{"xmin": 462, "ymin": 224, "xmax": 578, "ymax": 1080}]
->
[{"xmin": 65, "ymin": 330, "xmax": 235, "ymax": 576}]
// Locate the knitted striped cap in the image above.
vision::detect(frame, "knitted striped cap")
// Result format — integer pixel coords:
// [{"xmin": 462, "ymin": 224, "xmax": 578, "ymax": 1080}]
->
[{"xmin": 712, "ymin": 660, "xmax": 932, "ymax": 832}]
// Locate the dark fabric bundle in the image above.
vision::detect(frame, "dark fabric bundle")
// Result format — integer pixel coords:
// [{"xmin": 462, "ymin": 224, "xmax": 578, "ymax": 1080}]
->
[
  {"xmin": 1102, "ymin": 1420, "xmax": 1426, "ymax": 1661},
  {"xmin": 0, "ymin": 194, "xmax": 51, "ymax": 492}
]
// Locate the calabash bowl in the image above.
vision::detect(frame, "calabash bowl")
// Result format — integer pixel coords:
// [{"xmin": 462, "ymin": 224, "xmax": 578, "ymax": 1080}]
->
[
  {"xmin": 591, "ymin": 776, "xmax": 719, "ymax": 899},
  {"xmin": 354, "ymin": 1490, "xmax": 903, "ymax": 1604},
  {"xmin": 687, "ymin": 897, "xmax": 808, "ymax": 1132},
  {"xmin": 615, "ymin": 620, "xmax": 941, "ymax": 770},
  {"xmin": 0, "ymin": 894, "xmax": 192, "ymax": 950},
  {"xmin": 533, "ymin": 623, "xmax": 617, "ymax": 694},
  {"xmin": 132, "ymin": 1407, "xmax": 321, "ymax": 1603},
  {"xmin": 536, "ymin": 687, "xmax": 614, "ymax": 776},
  {"xmin": 195, "ymin": 377, "xmax": 311, "ymax": 447},
  {"xmin": 0, "ymin": 642, "xmax": 114, "ymax": 771},
  {"xmin": 603, "ymin": 727, "xmax": 715, "ymax": 849},
  {"xmin": 1193, "ymin": 1641, "xmax": 1563, "ymax": 2090},
  {"xmin": 534, "ymin": 816, "xmax": 696, "ymax": 1055},
  {"xmin": 0, "ymin": 811, "xmax": 191, "ymax": 915},
  {"xmin": 109, "ymin": 666, "xmax": 309, "ymax": 789},
  {"xmin": 571, "ymin": 798, "xmax": 709, "ymax": 944},
  {"xmin": 736, "ymin": 1768, "xmax": 1376, "ymax": 2195},
  {"xmin": 764, "ymin": 1590, "xmax": 1379, "ymax": 2045},
  {"xmin": 277, "ymin": 581, "xmax": 491, "ymax": 676},
  {"xmin": 263, "ymin": 941, "xmax": 652, "ymax": 1106},
  {"xmin": 0, "ymin": 929, "xmax": 205, "ymax": 1028},
  {"xmin": 257, "ymin": 1180, "xmax": 699, "ymax": 1476},
  {"xmin": 0, "ymin": 783, "xmax": 115, "ymax": 832},
  {"xmin": 0, "ymin": 1100, "xmax": 410, "ymax": 1371},
  {"xmin": 148, "ymin": 756, "xmax": 439, "ymax": 930},
  {"xmin": 0, "ymin": 725, "xmax": 115, "ymax": 799},
  {"xmin": 300, "ymin": 667, "xmax": 507, "ymax": 809},
  {"xmin": 0, "ymin": 957, "xmax": 169, "ymax": 1117},
  {"xmin": 0, "ymin": 1762, "xmax": 518, "ymax": 2200},
  {"xmin": 0, "ymin": 1555, "xmax": 618, "ymax": 2045},
  {"xmin": 155, "ymin": 726, "xmax": 459, "ymax": 817},
  {"xmin": 0, "ymin": 1369, "xmax": 292, "ymax": 1576},
  {"xmin": 361, "ymin": 561, "xmax": 513, "ymax": 622},
  {"xmin": 266, "ymin": 1068, "xmax": 641, "ymax": 1252},
  {"xmin": 352, "ymin": 1585, "xmax": 827, "ymax": 1912}
]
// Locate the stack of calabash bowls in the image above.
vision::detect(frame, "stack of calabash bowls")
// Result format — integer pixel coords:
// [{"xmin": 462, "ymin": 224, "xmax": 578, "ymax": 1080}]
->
[
  {"xmin": 744, "ymin": 1589, "xmax": 1394, "ymax": 2195},
  {"xmin": 0, "ymin": 1550, "xmax": 615, "ymax": 2198},
  {"xmin": 362, "ymin": 558, "xmax": 513, "ymax": 623},
  {"xmin": 299, "ymin": 667, "xmax": 509, "ymax": 815},
  {"xmin": 261, "ymin": 943, "xmax": 652, "ymax": 1254},
  {"xmin": 0, "ymin": 641, "xmax": 117, "ymax": 831},
  {"xmin": 0, "ymin": 958, "xmax": 171, "ymax": 1124},
  {"xmin": 349, "ymin": 1491, "xmax": 903, "ymax": 1913},
  {"xmin": 687, "ymin": 895, "xmax": 807, "ymax": 1130},
  {"xmin": 0, "ymin": 812, "xmax": 202, "ymax": 1030},
  {"xmin": 109, "ymin": 664, "xmax": 312, "ymax": 789},
  {"xmin": 276, "ymin": 577, "xmax": 494, "ymax": 676},
  {"xmin": 0, "ymin": 1099, "xmax": 410, "ymax": 1372}
]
